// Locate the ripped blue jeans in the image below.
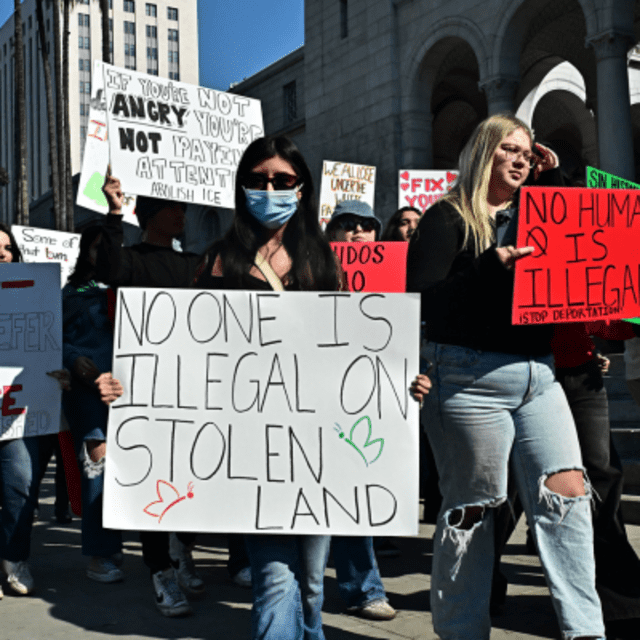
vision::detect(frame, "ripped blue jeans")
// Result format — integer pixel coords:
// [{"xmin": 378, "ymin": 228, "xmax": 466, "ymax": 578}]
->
[{"xmin": 422, "ymin": 343, "xmax": 604, "ymax": 640}]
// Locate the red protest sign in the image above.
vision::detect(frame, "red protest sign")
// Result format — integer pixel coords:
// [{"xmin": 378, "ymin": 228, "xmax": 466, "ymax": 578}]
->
[
  {"xmin": 330, "ymin": 242, "xmax": 408, "ymax": 292},
  {"xmin": 512, "ymin": 187, "xmax": 640, "ymax": 325}
]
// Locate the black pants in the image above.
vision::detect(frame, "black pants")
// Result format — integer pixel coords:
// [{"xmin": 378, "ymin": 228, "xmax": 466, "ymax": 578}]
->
[
  {"xmin": 494, "ymin": 360, "xmax": 640, "ymax": 621},
  {"xmin": 141, "ymin": 531, "xmax": 197, "ymax": 575}
]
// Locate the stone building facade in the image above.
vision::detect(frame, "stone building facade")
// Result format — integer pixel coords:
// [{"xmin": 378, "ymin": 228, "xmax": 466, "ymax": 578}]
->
[{"xmin": 232, "ymin": 0, "xmax": 640, "ymax": 225}]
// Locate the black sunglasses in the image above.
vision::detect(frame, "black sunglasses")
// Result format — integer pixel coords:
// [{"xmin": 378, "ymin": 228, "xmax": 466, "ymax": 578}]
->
[
  {"xmin": 243, "ymin": 172, "xmax": 301, "ymax": 191},
  {"xmin": 334, "ymin": 215, "xmax": 378, "ymax": 233}
]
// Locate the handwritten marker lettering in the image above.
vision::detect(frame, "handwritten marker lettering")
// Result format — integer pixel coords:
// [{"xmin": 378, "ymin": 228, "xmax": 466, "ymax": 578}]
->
[{"xmin": 143, "ymin": 480, "xmax": 194, "ymax": 523}]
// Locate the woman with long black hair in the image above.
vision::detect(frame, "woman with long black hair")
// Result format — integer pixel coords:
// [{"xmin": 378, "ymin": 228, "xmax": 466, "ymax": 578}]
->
[{"xmin": 195, "ymin": 135, "xmax": 340, "ymax": 640}]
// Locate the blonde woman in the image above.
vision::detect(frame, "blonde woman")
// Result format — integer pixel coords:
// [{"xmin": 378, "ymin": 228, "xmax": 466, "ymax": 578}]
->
[{"xmin": 407, "ymin": 114, "xmax": 604, "ymax": 640}]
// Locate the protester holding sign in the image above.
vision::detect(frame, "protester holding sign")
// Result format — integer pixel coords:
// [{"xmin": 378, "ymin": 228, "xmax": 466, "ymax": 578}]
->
[
  {"xmin": 100, "ymin": 177, "xmax": 204, "ymax": 616},
  {"xmin": 0, "ymin": 226, "xmax": 38, "ymax": 598},
  {"xmin": 194, "ymin": 135, "xmax": 342, "ymax": 640},
  {"xmin": 62, "ymin": 226, "xmax": 124, "ymax": 584},
  {"xmin": 407, "ymin": 114, "xmax": 605, "ymax": 640}
]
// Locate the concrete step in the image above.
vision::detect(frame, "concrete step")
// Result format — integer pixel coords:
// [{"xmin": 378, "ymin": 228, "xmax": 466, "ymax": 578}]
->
[
  {"xmin": 612, "ymin": 428, "xmax": 640, "ymax": 458},
  {"xmin": 621, "ymin": 493, "xmax": 640, "ymax": 525}
]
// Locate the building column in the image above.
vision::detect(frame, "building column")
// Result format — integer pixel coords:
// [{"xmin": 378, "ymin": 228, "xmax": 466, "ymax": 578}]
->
[
  {"xmin": 587, "ymin": 30, "xmax": 635, "ymax": 181},
  {"xmin": 478, "ymin": 76, "xmax": 520, "ymax": 115}
]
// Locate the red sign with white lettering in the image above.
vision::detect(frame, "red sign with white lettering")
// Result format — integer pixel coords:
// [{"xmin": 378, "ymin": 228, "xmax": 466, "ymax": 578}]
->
[
  {"xmin": 331, "ymin": 242, "xmax": 408, "ymax": 293},
  {"xmin": 512, "ymin": 187, "xmax": 640, "ymax": 325}
]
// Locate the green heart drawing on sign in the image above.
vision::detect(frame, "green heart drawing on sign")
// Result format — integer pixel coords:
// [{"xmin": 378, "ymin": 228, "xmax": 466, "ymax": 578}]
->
[{"xmin": 334, "ymin": 416, "xmax": 385, "ymax": 467}]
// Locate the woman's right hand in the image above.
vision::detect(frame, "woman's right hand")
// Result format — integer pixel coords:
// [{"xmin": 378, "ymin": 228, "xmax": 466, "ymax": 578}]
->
[
  {"xmin": 495, "ymin": 245, "xmax": 534, "ymax": 270},
  {"xmin": 102, "ymin": 173, "xmax": 124, "ymax": 215},
  {"xmin": 95, "ymin": 372, "xmax": 124, "ymax": 405}
]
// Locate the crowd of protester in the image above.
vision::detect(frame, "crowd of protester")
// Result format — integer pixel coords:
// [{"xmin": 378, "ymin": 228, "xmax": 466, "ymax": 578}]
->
[{"xmin": 2, "ymin": 114, "xmax": 640, "ymax": 640}]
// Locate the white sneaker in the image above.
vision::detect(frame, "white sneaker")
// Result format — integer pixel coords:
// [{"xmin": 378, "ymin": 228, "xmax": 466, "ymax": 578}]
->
[
  {"xmin": 169, "ymin": 533, "xmax": 205, "ymax": 597},
  {"xmin": 2, "ymin": 560, "xmax": 34, "ymax": 595},
  {"xmin": 0, "ymin": 582, "xmax": 3, "ymax": 599},
  {"xmin": 87, "ymin": 557, "xmax": 124, "ymax": 583},
  {"xmin": 152, "ymin": 568, "xmax": 192, "ymax": 617}
]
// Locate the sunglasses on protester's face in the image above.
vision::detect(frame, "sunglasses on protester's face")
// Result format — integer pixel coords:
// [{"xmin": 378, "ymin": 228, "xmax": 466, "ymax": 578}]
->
[
  {"xmin": 243, "ymin": 172, "xmax": 301, "ymax": 191},
  {"xmin": 333, "ymin": 215, "xmax": 378, "ymax": 233}
]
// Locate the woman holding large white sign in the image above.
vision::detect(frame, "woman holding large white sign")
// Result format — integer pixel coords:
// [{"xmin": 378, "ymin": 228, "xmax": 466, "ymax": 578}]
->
[
  {"xmin": 195, "ymin": 135, "xmax": 342, "ymax": 640},
  {"xmin": 0, "ymin": 225, "xmax": 38, "ymax": 598},
  {"xmin": 407, "ymin": 114, "xmax": 605, "ymax": 640}
]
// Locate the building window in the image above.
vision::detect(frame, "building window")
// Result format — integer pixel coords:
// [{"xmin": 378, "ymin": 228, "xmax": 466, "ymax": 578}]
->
[
  {"xmin": 124, "ymin": 21, "xmax": 135, "ymax": 35},
  {"xmin": 81, "ymin": 126, "xmax": 87, "ymax": 140},
  {"xmin": 169, "ymin": 71, "xmax": 179, "ymax": 80},
  {"xmin": 46, "ymin": 18, "xmax": 50, "ymax": 32},
  {"xmin": 109, "ymin": 18, "xmax": 113, "ymax": 31},
  {"xmin": 340, "ymin": 0, "xmax": 348, "ymax": 38},
  {"xmin": 146, "ymin": 3, "xmax": 157, "ymax": 16},
  {"xmin": 28, "ymin": 16, "xmax": 32, "ymax": 30},
  {"xmin": 78, "ymin": 14, "xmax": 90, "ymax": 27},
  {"xmin": 78, "ymin": 36, "xmax": 90, "ymax": 49},
  {"xmin": 167, "ymin": 7, "xmax": 178, "ymax": 20},
  {"xmin": 168, "ymin": 50, "xmax": 179, "ymax": 63},
  {"xmin": 124, "ymin": 0, "xmax": 135, "ymax": 13},
  {"xmin": 168, "ymin": 29, "xmax": 178, "ymax": 42},
  {"xmin": 147, "ymin": 68, "xmax": 158, "ymax": 76},
  {"xmin": 80, "ymin": 103, "xmax": 86, "ymax": 116},
  {"xmin": 109, "ymin": 0, "xmax": 113, "ymax": 8},
  {"xmin": 125, "ymin": 43, "xmax": 136, "ymax": 56},
  {"xmin": 146, "ymin": 25, "xmax": 157, "ymax": 38},
  {"xmin": 147, "ymin": 47, "xmax": 157, "ymax": 60},
  {"xmin": 283, "ymin": 81, "xmax": 297, "ymax": 123}
]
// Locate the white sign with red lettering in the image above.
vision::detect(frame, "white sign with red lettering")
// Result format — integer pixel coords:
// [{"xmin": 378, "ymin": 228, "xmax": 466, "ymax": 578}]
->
[
  {"xmin": 0, "ymin": 264, "xmax": 62, "ymax": 440},
  {"xmin": 398, "ymin": 170, "xmax": 458, "ymax": 213}
]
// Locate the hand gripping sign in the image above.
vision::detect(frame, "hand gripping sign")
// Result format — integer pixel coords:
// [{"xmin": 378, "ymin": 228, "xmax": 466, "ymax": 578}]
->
[
  {"xmin": 103, "ymin": 289, "xmax": 420, "ymax": 535},
  {"xmin": 512, "ymin": 187, "xmax": 640, "ymax": 325}
]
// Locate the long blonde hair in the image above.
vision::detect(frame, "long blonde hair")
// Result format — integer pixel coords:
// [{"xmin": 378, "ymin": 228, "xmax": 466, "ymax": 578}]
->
[{"xmin": 441, "ymin": 113, "xmax": 533, "ymax": 255}]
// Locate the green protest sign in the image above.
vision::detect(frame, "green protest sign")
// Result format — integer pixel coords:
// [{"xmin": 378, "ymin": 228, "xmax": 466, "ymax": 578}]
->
[
  {"xmin": 586, "ymin": 166, "xmax": 640, "ymax": 190},
  {"xmin": 586, "ymin": 168, "xmax": 640, "ymax": 325}
]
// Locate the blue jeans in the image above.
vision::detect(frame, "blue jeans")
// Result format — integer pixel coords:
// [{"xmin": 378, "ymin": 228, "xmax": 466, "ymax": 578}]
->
[
  {"xmin": 422, "ymin": 343, "xmax": 605, "ymax": 640},
  {"xmin": 63, "ymin": 388, "xmax": 121, "ymax": 558},
  {"xmin": 245, "ymin": 534, "xmax": 330, "ymax": 640},
  {"xmin": 0, "ymin": 436, "xmax": 39, "ymax": 562},
  {"xmin": 332, "ymin": 536, "xmax": 387, "ymax": 608}
]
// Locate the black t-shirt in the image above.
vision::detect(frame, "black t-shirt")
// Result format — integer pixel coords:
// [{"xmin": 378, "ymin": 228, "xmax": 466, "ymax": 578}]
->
[
  {"xmin": 406, "ymin": 199, "xmax": 553, "ymax": 356},
  {"xmin": 95, "ymin": 214, "xmax": 201, "ymax": 289}
]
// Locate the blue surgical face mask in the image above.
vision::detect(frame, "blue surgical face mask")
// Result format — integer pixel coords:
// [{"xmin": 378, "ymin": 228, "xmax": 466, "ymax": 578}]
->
[{"xmin": 243, "ymin": 187, "xmax": 300, "ymax": 229}]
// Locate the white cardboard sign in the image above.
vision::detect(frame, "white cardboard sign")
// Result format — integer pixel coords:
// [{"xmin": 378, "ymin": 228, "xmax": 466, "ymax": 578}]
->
[
  {"xmin": 76, "ymin": 61, "xmax": 138, "ymax": 226},
  {"xmin": 398, "ymin": 170, "xmax": 458, "ymax": 213},
  {"xmin": 0, "ymin": 264, "xmax": 62, "ymax": 440},
  {"xmin": 104, "ymin": 289, "xmax": 420, "ymax": 535},
  {"xmin": 319, "ymin": 161, "xmax": 376, "ymax": 227},
  {"xmin": 103, "ymin": 63, "xmax": 264, "ymax": 209},
  {"xmin": 12, "ymin": 225, "xmax": 81, "ymax": 287}
]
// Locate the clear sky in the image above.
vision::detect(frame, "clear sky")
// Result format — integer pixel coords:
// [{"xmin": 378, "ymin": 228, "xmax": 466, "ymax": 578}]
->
[{"xmin": 0, "ymin": 0, "xmax": 305, "ymax": 91}]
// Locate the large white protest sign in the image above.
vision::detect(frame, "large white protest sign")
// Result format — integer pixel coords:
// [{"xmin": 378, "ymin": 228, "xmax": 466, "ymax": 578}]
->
[
  {"xmin": 398, "ymin": 170, "xmax": 458, "ymax": 213},
  {"xmin": 76, "ymin": 61, "xmax": 138, "ymax": 226},
  {"xmin": 104, "ymin": 289, "xmax": 420, "ymax": 535},
  {"xmin": 0, "ymin": 264, "xmax": 62, "ymax": 440},
  {"xmin": 12, "ymin": 225, "xmax": 81, "ymax": 286},
  {"xmin": 103, "ymin": 63, "xmax": 264, "ymax": 209},
  {"xmin": 319, "ymin": 161, "xmax": 376, "ymax": 227}
]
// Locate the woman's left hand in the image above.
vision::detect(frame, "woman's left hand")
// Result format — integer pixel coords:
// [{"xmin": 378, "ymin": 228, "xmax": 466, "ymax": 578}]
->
[
  {"xmin": 410, "ymin": 374, "xmax": 432, "ymax": 403},
  {"xmin": 495, "ymin": 245, "xmax": 534, "ymax": 270},
  {"xmin": 533, "ymin": 143, "xmax": 559, "ymax": 181},
  {"xmin": 95, "ymin": 372, "xmax": 124, "ymax": 405},
  {"xmin": 47, "ymin": 369, "xmax": 72, "ymax": 391}
]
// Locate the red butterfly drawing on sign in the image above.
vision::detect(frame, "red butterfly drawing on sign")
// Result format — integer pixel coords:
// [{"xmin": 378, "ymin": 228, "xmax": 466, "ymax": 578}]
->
[{"xmin": 143, "ymin": 480, "xmax": 194, "ymax": 524}]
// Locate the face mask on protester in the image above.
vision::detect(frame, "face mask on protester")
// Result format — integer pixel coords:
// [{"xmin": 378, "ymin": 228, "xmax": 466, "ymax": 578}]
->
[{"xmin": 243, "ymin": 187, "xmax": 300, "ymax": 229}]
